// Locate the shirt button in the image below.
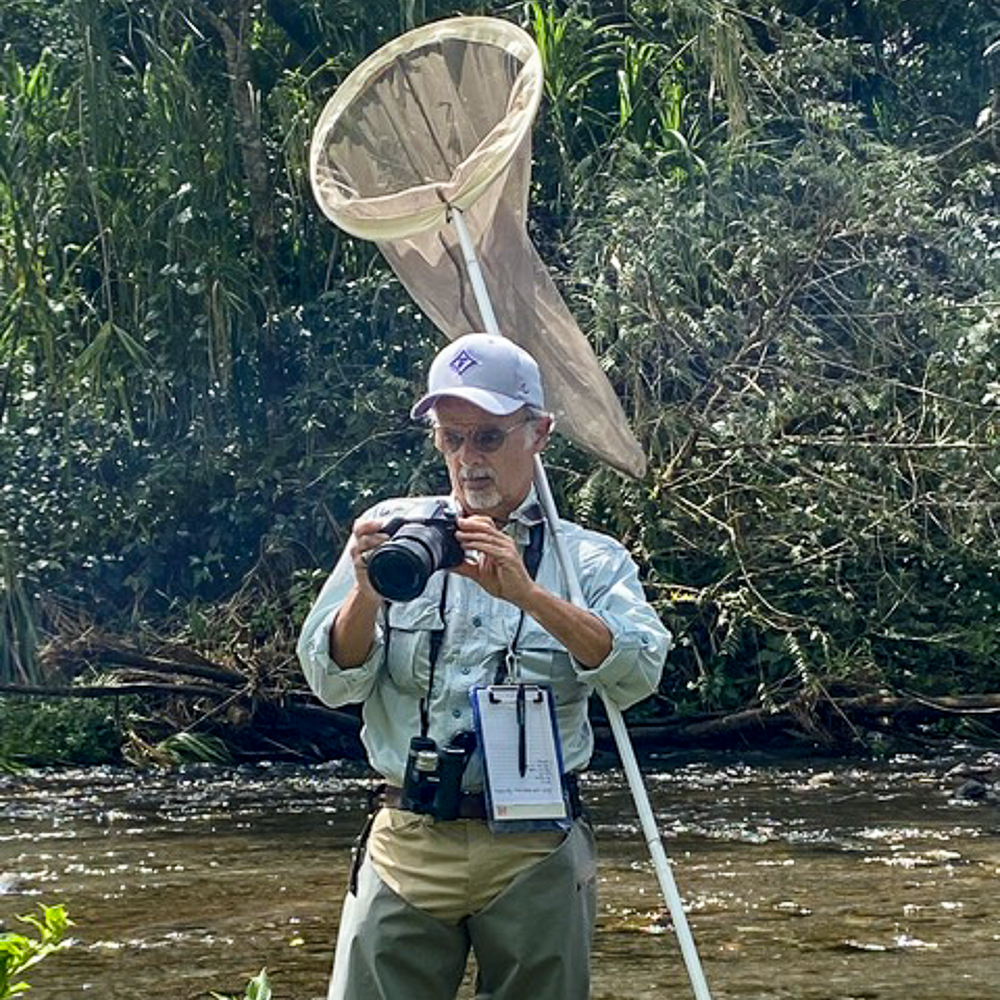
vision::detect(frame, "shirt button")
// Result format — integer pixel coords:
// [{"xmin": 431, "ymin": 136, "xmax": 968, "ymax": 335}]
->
[
  {"xmin": 471, "ymin": 616, "xmax": 482, "ymax": 627},
  {"xmin": 452, "ymin": 708, "xmax": 462, "ymax": 719},
  {"xmin": 461, "ymin": 666, "xmax": 471, "ymax": 675}
]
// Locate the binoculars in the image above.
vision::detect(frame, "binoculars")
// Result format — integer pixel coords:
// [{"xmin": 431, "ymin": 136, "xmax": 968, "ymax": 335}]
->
[{"xmin": 400, "ymin": 731, "xmax": 476, "ymax": 820}]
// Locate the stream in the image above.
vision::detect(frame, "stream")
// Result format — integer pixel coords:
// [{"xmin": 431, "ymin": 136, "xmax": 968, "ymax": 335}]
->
[{"xmin": 2, "ymin": 750, "xmax": 998, "ymax": 999}]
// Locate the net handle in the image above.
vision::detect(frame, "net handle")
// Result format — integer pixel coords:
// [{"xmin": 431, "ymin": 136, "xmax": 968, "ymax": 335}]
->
[{"xmin": 450, "ymin": 206, "xmax": 713, "ymax": 1000}]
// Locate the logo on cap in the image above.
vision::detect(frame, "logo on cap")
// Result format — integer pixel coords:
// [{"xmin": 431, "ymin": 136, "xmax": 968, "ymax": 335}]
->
[{"xmin": 448, "ymin": 349, "xmax": 479, "ymax": 377}]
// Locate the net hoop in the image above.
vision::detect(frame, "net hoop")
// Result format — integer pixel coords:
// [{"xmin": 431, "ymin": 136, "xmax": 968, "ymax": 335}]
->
[{"xmin": 310, "ymin": 17, "xmax": 543, "ymax": 240}]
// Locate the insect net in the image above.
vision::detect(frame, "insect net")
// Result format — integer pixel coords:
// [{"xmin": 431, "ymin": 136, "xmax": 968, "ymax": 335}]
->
[{"xmin": 310, "ymin": 16, "xmax": 646, "ymax": 477}]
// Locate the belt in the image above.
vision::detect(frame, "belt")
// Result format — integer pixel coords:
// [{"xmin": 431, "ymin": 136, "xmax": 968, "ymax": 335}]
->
[
  {"xmin": 379, "ymin": 773, "xmax": 582, "ymax": 821},
  {"xmin": 381, "ymin": 785, "xmax": 489, "ymax": 819}
]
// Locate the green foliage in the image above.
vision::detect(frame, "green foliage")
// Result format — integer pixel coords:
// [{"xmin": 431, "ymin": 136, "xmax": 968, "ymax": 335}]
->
[
  {"xmin": 526, "ymin": 0, "xmax": 713, "ymax": 225},
  {"xmin": 563, "ymin": 6, "xmax": 1000, "ymax": 713},
  {"xmin": 0, "ymin": 904, "xmax": 267, "ymax": 1000},
  {"xmin": 1, "ymin": 0, "xmax": 998, "ymax": 735},
  {"xmin": 777, "ymin": 0, "xmax": 1000, "ymax": 140},
  {"xmin": 0, "ymin": 697, "xmax": 124, "ymax": 767},
  {"xmin": 126, "ymin": 731, "xmax": 234, "ymax": 769},
  {"xmin": 0, "ymin": 904, "xmax": 272, "ymax": 1000},
  {"xmin": 0, "ymin": 548, "xmax": 39, "ymax": 685},
  {"xmin": 0, "ymin": 281, "xmax": 434, "ymax": 629},
  {"xmin": 0, "ymin": 904, "xmax": 71, "ymax": 1000}
]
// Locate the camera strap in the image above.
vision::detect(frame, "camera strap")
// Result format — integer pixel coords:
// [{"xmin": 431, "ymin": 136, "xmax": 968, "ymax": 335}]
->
[{"xmin": 418, "ymin": 573, "xmax": 450, "ymax": 737}]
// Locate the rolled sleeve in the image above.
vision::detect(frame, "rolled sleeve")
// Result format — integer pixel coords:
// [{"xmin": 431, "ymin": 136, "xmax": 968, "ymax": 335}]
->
[
  {"xmin": 297, "ymin": 608, "xmax": 385, "ymax": 707},
  {"xmin": 565, "ymin": 531, "xmax": 671, "ymax": 709},
  {"xmin": 582, "ymin": 607, "xmax": 670, "ymax": 709},
  {"xmin": 295, "ymin": 537, "xmax": 387, "ymax": 708}
]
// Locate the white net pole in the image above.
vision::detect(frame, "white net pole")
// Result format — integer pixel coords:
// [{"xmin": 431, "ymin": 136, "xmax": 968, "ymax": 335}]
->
[{"xmin": 451, "ymin": 207, "xmax": 713, "ymax": 1000}]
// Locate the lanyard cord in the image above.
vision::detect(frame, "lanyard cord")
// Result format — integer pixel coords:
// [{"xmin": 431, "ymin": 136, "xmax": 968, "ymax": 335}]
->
[{"xmin": 495, "ymin": 521, "xmax": 545, "ymax": 685}]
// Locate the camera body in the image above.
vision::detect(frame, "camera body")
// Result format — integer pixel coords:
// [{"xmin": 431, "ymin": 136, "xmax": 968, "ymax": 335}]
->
[
  {"xmin": 399, "ymin": 731, "xmax": 476, "ymax": 820},
  {"xmin": 366, "ymin": 509, "xmax": 464, "ymax": 601}
]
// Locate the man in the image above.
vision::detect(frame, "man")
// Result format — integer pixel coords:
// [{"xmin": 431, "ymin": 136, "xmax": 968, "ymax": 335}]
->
[{"xmin": 297, "ymin": 333, "xmax": 670, "ymax": 1000}]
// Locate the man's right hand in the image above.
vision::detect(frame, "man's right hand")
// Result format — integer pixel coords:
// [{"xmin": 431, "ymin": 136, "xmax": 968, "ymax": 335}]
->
[
  {"xmin": 330, "ymin": 518, "xmax": 389, "ymax": 665},
  {"xmin": 348, "ymin": 518, "xmax": 392, "ymax": 601}
]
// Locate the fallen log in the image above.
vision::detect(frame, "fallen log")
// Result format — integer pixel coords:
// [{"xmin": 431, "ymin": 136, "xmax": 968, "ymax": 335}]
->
[
  {"xmin": 0, "ymin": 680, "xmax": 363, "ymax": 744},
  {"xmin": 44, "ymin": 646, "xmax": 247, "ymax": 687},
  {"xmin": 594, "ymin": 692, "xmax": 1000, "ymax": 749},
  {"xmin": 7, "ymin": 672, "xmax": 1000, "ymax": 757},
  {"xmin": 0, "ymin": 681, "xmax": 233, "ymax": 700}
]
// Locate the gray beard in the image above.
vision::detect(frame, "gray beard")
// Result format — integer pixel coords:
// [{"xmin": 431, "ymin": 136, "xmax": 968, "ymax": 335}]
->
[
  {"xmin": 460, "ymin": 467, "xmax": 502, "ymax": 511},
  {"xmin": 463, "ymin": 482, "xmax": 503, "ymax": 511}
]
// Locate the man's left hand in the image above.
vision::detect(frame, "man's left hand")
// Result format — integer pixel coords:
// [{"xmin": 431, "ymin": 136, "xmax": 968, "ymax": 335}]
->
[{"xmin": 451, "ymin": 516, "xmax": 537, "ymax": 606}]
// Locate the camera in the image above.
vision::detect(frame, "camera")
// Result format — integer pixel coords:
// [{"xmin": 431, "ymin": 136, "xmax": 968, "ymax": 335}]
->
[
  {"xmin": 400, "ymin": 731, "xmax": 476, "ymax": 820},
  {"xmin": 366, "ymin": 509, "xmax": 464, "ymax": 601}
]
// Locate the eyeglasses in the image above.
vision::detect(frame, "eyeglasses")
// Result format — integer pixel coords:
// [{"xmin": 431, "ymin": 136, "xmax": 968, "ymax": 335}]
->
[{"xmin": 433, "ymin": 418, "xmax": 533, "ymax": 454}]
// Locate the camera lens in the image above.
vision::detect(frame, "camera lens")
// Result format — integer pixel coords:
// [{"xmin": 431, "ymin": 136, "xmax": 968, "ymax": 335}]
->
[
  {"xmin": 367, "ymin": 539, "xmax": 435, "ymax": 601},
  {"xmin": 367, "ymin": 520, "xmax": 463, "ymax": 601}
]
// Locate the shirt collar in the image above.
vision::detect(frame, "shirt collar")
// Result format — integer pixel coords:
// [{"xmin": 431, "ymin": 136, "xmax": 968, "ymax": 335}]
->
[
  {"xmin": 506, "ymin": 487, "xmax": 545, "ymax": 529},
  {"xmin": 499, "ymin": 487, "xmax": 544, "ymax": 546}
]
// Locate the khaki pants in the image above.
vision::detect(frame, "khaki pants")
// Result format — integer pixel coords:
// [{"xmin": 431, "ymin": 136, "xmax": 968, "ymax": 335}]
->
[{"xmin": 328, "ymin": 818, "xmax": 598, "ymax": 1000}]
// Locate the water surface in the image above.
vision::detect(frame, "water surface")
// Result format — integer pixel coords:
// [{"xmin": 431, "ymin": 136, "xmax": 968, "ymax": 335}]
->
[{"xmin": 2, "ymin": 753, "xmax": 997, "ymax": 999}]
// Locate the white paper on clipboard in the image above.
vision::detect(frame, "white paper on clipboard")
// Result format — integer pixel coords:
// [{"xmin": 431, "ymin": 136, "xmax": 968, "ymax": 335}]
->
[{"xmin": 472, "ymin": 684, "xmax": 567, "ymax": 823}]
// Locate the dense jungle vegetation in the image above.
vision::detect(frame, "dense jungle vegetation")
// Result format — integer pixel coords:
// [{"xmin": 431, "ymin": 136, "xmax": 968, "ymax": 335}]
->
[{"xmin": 1, "ymin": 0, "xmax": 999, "ymax": 763}]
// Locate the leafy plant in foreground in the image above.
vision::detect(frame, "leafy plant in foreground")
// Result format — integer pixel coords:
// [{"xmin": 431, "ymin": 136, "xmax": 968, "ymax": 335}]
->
[{"xmin": 0, "ymin": 904, "xmax": 71, "ymax": 1000}]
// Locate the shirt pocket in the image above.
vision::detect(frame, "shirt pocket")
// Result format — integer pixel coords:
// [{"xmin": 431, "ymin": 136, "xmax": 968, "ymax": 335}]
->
[
  {"xmin": 384, "ymin": 598, "xmax": 445, "ymax": 697},
  {"xmin": 516, "ymin": 622, "xmax": 589, "ymax": 706}
]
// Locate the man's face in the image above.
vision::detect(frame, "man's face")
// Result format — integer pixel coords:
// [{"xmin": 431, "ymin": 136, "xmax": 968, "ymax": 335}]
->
[{"xmin": 432, "ymin": 397, "xmax": 547, "ymax": 519}]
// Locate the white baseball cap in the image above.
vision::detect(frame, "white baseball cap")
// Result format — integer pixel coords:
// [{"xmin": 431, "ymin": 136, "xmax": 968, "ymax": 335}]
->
[{"xmin": 410, "ymin": 333, "xmax": 545, "ymax": 418}]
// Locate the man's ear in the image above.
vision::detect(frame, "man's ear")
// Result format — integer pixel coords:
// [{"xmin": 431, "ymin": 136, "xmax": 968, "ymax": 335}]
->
[{"xmin": 532, "ymin": 413, "xmax": 554, "ymax": 451}]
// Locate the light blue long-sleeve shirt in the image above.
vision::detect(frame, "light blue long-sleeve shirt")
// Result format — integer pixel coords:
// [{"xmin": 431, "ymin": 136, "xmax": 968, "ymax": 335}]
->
[{"xmin": 296, "ymin": 490, "xmax": 670, "ymax": 788}]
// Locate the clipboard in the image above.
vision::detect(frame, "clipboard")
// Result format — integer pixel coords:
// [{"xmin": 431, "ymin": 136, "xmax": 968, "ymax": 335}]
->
[{"xmin": 471, "ymin": 684, "xmax": 571, "ymax": 832}]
